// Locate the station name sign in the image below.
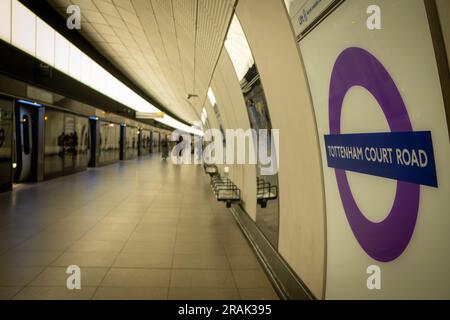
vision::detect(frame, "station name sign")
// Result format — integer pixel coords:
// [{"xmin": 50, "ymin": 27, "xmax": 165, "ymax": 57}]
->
[{"xmin": 325, "ymin": 131, "xmax": 437, "ymax": 187}]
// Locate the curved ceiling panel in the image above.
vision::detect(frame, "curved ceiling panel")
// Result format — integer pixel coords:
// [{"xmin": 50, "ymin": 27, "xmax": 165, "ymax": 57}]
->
[{"xmin": 47, "ymin": 0, "xmax": 236, "ymax": 125}]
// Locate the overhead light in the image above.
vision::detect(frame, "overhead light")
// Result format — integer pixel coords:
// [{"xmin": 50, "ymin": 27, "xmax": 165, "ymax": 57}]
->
[
  {"xmin": 207, "ymin": 88, "xmax": 217, "ymax": 106},
  {"xmin": 186, "ymin": 94, "xmax": 199, "ymax": 100},
  {"xmin": 18, "ymin": 99, "xmax": 42, "ymax": 107},
  {"xmin": 136, "ymin": 112, "xmax": 165, "ymax": 119},
  {"xmin": 89, "ymin": 116, "xmax": 99, "ymax": 121},
  {"xmin": 225, "ymin": 15, "xmax": 255, "ymax": 82}
]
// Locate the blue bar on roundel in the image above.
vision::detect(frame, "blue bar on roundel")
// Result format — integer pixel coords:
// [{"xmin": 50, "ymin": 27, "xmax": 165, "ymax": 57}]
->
[{"xmin": 324, "ymin": 131, "xmax": 438, "ymax": 187}]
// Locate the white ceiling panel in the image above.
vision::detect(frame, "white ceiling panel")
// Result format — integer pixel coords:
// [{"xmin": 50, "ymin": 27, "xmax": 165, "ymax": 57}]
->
[{"xmin": 47, "ymin": 0, "xmax": 236, "ymax": 124}]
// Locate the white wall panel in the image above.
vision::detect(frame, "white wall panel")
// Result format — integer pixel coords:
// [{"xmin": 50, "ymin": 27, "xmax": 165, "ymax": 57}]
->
[
  {"xmin": 299, "ymin": 0, "xmax": 450, "ymax": 300},
  {"xmin": 69, "ymin": 44, "xmax": 82, "ymax": 80},
  {"xmin": 0, "ymin": 0, "xmax": 11, "ymax": 43},
  {"xmin": 11, "ymin": 0, "xmax": 36, "ymax": 55},
  {"xmin": 236, "ymin": 0, "xmax": 326, "ymax": 298},
  {"xmin": 54, "ymin": 32, "xmax": 69, "ymax": 74},
  {"xmin": 90, "ymin": 62, "xmax": 101, "ymax": 92},
  {"xmin": 36, "ymin": 18, "xmax": 55, "ymax": 66},
  {"xmin": 80, "ymin": 53, "xmax": 92, "ymax": 86}
]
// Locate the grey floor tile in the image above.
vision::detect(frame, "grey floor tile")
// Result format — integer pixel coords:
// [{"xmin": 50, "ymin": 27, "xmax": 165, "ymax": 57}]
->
[
  {"xmin": 52, "ymin": 252, "xmax": 118, "ymax": 267},
  {"xmin": 169, "ymin": 287, "xmax": 240, "ymax": 300},
  {"xmin": 80, "ymin": 230, "xmax": 132, "ymax": 242},
  {"xmin": 139, "ymin": 216, "xmax": 180, "ymax": 226},
  {"xmin": 107, "ymin": 210, "xmax": 144, "ymax": 218},
  {"xmin": 121, "ymin": 241, "xmax": 174, "ymax": 254},
  {"xmin": 239, "ymin": 288, "xmax": 279, "ymax": 300},
  {"xmin": 67, "ymin": 240, "xmax": 126, "ymax": 253},
  {"xmin": 113, "ymin": 252, "xmax": 173, "ymax": 269},
  {"xmin": 0, "ymin": 266, "xmax": 44, "ymax": 286},
  {"xmin": 133, "ymin": 224, "xmax": 177, "ymax": 234},
  {"xmin": 232, "ymin": 270, "xmax": 273, "ymax": 289},
  {"xmin": 175, "ymin": 232, "xmax": 223, "ymax": 244},
  {"xmin": 13, "ymin": 238, "xmax": 74, "ymax": 252},
  {"xmin": 101, "ymin": 268, "xmax": 171, "ymax": 287},
  {"xmin": 100, "ymin": 217, "xmax": 141, "ymax": 225},
  {"xmin": 0, "ymin": 237, "xmax": 28, "ymax": 253},
  {"xmin": 93, "ymin": 287, "xmax": 168, "ymax": 300},
  {"xmin": 174, "ymin": 242, "xmax": 226, "ymax": 255},
  {"xmin": 170, "ymin": 270, "xmax": 236, "ymax": 289},
  {"xmin": 128, "ymin": 232, "xmax": 176, "ymax": 244},
  {"xmin": 30, "ymin": 267, "xmax": 108, "ymax": 287},
  {"xmin": 0, "ymin": 287, "xmax": 23, "ymax": 300},
  {"xmin": 228, "ymin": 255, "xmax": 262, "ymax": 270},
  {"xmin": 13, "ymin": 286, "xmax": 97, "ymax": 300},
  {"xmin": 145, "ymin": 207, "xmax": 180, "ymax": 215},
  {"xmin": 0, "ymin": 251, "xmax": 62, "ymax": 267},
  {"xmin": 173, "ymin": 254, "xmax": 230, "ymax": 270},
  {"xmin": 223, "ymin": 243, "xmax": 255, "ymax": 256},
  {"xmin": 90, "ymin": 224, "xmax": 137, "ymax": 234}
]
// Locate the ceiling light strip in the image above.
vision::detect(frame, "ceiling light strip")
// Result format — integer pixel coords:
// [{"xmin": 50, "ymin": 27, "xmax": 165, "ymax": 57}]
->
[{"xmin": 1, "ymin": 0, "xmax": 202, "ymax": 135}]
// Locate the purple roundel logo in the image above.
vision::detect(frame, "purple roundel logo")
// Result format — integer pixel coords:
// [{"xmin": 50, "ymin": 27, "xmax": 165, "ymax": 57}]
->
[{"xmin": 329, "ymin": 47, "xmax": 420, "ymax": 262}]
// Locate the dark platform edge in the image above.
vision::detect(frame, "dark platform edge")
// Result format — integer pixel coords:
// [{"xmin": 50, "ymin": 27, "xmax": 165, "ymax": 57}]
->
[{"xmin": 230, "ymin": 204, "xmax": 315, "ymax": 300}]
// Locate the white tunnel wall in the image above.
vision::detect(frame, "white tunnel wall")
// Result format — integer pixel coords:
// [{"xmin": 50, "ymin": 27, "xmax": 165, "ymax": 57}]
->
[
  {"xmin": 235, "ymin": 0, "xmax": 326, "ymax": 299},
  {"xmin": 205, "ymin": 0, "xmax": 327, "ymax": 298},
  {"xmin": 200, "ymin": 0, "xmax": 450, "ymax": 300},
  {"xmin": 210, "ymin": 49, "xmax": 258, "ymax": 221}
]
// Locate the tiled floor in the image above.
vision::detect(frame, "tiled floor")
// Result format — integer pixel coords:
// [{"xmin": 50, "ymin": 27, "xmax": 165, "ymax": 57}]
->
[{"xmin": 0, "ymin": 155, "xmax": 278, "ymax": 300}]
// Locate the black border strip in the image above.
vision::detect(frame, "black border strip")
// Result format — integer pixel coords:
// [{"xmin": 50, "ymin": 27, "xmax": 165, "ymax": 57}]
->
[
  {"xmin": 424, "ymin": 0, "xmax": 450, "ymax": 139},
  {"xmin": 230, "ymin": 205, "xmax": 315, "ymax": 300}
]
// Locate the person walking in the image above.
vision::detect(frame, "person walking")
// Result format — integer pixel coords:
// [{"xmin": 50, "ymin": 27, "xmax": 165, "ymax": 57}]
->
[{"xmin": 161, "ymin": 136, "xmax": 169, "ymax": 160}]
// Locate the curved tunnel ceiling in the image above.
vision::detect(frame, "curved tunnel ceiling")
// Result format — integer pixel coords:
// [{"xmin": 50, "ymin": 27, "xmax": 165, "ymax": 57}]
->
[{"xmin": 47, "ymin": 0, "xmax": 237, "ymax": 126}]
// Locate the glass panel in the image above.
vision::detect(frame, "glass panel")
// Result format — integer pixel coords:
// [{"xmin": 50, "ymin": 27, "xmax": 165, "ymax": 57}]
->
[
  {"xmin": 44, "ymin": 109, "xmax": 64, "ymax": 177},
  {"xmin": 140, "ymin": 129, "xmax": 151, "ymax": 156},
  {"xmin": 44, "ymin": 109, "xmax": 89, "ymax": 178},
  {"xmin": 98, "ymin": 121, "xmax": 120, "ymax": 165},
  {"xmin": 62, "ymin": 114, "xmax": 75, "ymax": 169},
  {"xmin": 125, "ymin": 126, "xmax": 138, "ymax": 159},
  {"xmin": 75, "ymin": 115, "xmax": 89, "ymax": 168},
  {"xmin": 0, "ymin": 99, "xmax": 13, "ymax": 188}
]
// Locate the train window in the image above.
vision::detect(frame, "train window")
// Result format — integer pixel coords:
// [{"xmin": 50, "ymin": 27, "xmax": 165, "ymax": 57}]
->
[{"xmin": 22, "ymin": 115, "xmax": 30, "ymax": 155}]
